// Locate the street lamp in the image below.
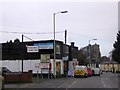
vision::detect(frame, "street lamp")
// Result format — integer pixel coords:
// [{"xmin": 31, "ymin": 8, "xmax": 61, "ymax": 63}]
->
[
  {"xmin": 88, "ymin": 39, "xmax": 97, "ymax": 66},
  {"xmin": 53, "ymin": 11, "xmax": 68, "ymax": 78}
]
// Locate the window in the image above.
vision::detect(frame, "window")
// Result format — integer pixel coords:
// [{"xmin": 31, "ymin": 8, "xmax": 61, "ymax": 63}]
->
[{"xmin": 56, "ymin": 45, "xmax": 60, "ymax": 54}]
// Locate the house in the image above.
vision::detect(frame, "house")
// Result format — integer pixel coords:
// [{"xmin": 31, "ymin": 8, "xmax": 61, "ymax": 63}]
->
[{"xmin": 100, "ymin": 60, "xmax": 119, "ymax": 73}]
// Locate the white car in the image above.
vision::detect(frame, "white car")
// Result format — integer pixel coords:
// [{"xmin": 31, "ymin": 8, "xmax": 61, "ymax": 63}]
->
[{"xmin": 91, "ymin": 68, "xmax": 100, "ymax": 76}]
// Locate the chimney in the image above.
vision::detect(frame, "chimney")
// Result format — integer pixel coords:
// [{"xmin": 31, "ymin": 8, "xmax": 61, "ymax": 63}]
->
[{"xmin": 71, "ymin": 42, "xmax": 74, "ymax": 47}]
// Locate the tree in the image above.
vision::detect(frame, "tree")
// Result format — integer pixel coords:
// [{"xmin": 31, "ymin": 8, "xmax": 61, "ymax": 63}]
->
[
  {"xmin": 77, "ymin": 50, "xmax": 88, "ymax": 66},
  {"xmin": 14, "ymin": 38, "xmax": 20, "ymax": 43},
  {"xmin": 9, "ymin": 40, "xmax": 12, "ymax": 43},
  {"xmin": 112, "ymin": 31, "xmax": 120, "ymax": 64}
]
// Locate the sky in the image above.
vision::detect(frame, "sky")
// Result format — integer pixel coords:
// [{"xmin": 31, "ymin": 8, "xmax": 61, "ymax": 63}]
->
[{"xmin": 0, "ymin": 0, "xmax": 119, "ymax": 56}]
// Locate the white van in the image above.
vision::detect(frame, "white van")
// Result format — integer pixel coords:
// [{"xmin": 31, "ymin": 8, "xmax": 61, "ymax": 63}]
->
[{"xmin": 91, "ymin": 67, "xmax": 100, "ymax": 76}]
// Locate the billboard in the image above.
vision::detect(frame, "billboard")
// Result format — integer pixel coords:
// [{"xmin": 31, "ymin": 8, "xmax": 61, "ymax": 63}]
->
[
  {"xmin": 41, "ymin": 54, "xmax": 50, "ymax": 63},
  {"xmin": 27, "ymin": 46, "xmax": 39, "ymax": 53},
  {"xmin": 34, "ymin": 42, "xmax": 53, "ymax": 49}
]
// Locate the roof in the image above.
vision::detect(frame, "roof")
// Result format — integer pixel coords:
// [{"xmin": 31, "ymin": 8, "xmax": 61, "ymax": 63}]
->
[{"xmin": 101, "ymin": 60, "xmax": 118, "ymax": 64}]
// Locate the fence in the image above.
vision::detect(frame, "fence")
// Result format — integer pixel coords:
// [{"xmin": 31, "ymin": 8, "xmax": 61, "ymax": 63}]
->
[{"xmin": 4, "ymin": 70, "xmax": 32, "ymax": 83}]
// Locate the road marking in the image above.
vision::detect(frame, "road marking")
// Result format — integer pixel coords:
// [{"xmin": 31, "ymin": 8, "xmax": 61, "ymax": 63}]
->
[
  {"xmin": 56, "ymin": 78, "xmax": 73, "ymax": 88},
  {"xmin": 67, "ymin": 79, "xmax": 79, "ymax": 88},
  {"xmin": 68, "ymin": 80, "xmax": 77, "ymax": 88},
  {"xmin": 56, "ymin": 78, "xmax": 78, "ymax": 89},
  {"xmin": 101, "ymin": 77, "xmax": 112, "ymax": 88},
  {"xmin": 73, "ymin": 81, "xmax": 77, "ymax": 85}
]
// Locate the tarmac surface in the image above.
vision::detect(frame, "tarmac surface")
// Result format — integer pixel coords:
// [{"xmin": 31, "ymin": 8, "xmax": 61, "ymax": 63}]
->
[{"xmin": 3, "ymin": 72, "xmax": 120, "ymax": 89}]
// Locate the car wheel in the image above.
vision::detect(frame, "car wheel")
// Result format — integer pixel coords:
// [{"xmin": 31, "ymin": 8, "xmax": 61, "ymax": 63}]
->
[{"xmin": 84, "ymin": 74, "xmax": 88, "ymax": 78}]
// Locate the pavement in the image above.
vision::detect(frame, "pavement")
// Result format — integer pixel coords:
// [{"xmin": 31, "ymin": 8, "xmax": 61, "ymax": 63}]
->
[
  {"xmin": 0, "ymin": 75, "xmax": 3, "ymax": 90},
  {"xmin": 3, "ymin": 72, "xmax": 120, "ymax": 89}
]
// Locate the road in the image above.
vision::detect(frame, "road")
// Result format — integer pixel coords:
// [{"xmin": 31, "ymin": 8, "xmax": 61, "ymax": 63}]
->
[{"xmin": 4, "ymin": 72, "xmax": 119, "ymax": 89}]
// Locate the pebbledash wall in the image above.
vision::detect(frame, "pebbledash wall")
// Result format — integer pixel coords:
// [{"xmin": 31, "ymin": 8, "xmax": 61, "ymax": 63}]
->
[{"xmin": 1, "ymin": 40, "xmax": 78, "ymax": 76}]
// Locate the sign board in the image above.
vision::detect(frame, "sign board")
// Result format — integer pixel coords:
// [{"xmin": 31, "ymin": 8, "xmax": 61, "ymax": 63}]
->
[
  {"xmin": 35, "ymin": 63, "xmax": 50, "ymax": 68},
  {"xmin": 62, "ymin": 56, "xmax": 68, "ymax": 61},
  {"xmin": 73, "ymin": 59, "xmax": 77, "ymax": 61},
  {"xmin": 40, "ymin": 63, "xmax": 50, "ymax": 68},
  {"xmin": 34, "ymin": 42, "xmax": 53, "ymax": 49},
  {"xmin": 35, "ymin": 63, "xmax": 40, "ymax": 68},
  {"xmin": 41, "ymin": 54, "xmax": 50, "ymax": 63},
  {"xmin": 27, "ymin": 46, "xmax": 39, "ymax": 53}
]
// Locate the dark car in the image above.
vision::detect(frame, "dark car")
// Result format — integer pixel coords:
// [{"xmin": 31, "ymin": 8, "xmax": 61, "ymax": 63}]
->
[{"xmin": 2, "ymin": 67, "xmax": 11, "ymax": 73}]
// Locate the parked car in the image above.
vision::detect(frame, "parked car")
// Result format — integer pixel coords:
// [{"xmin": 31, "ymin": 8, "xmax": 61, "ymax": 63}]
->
[
  {"xmin": 2, "ymin": 67, "xmax": 11, "ymax": 74},
  {"xmin": 87, "ymin": 67, "xmax": 92, "ymax": 77},
  {"xmin": 91, "ymin": 67, "xmax": 100, "ymax": 76},
  {"xmin": 74, "ymin": 65, "xmax": 88, "ymax": 78}
]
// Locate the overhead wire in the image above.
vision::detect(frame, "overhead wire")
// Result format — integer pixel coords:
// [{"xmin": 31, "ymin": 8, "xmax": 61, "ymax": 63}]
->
[
  {"xmin": 68, "ymin": 31, "xmax": 114, "ymax": 43},
  {"xmin": 0, "ymin": 30, "xmax": 64, "ymax": 34},
  {"xmin": 0, "ymin": 30, "xmax": 114, "ymax": 43}
]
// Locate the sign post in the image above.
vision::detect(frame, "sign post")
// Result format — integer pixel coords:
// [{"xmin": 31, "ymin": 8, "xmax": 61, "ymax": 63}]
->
[{"xmin": 41, "ymin": 54, "xmax": 50, "ymax": 79}]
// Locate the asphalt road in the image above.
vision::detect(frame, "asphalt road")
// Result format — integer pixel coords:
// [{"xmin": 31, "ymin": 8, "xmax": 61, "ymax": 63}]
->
[{"xmin": 4, "ymin": 72, "xmax": 119, "ymax": 89}]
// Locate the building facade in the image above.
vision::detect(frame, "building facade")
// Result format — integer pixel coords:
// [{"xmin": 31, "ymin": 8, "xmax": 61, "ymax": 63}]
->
[
  {"xmin": 1, "ymin": 40, "xmax": 78, "ymax": 77},
  {"xmin": 80, "ymin": 44, "xmax": 101, "ymax": 67},
  {"xmin": 100, "ymin": 60, "xmax": 119, "ymax": 73}
]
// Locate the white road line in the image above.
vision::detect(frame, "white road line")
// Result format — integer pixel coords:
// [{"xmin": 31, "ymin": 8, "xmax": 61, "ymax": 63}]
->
[
  {"xmin": 68, "ymin": 79, "xmax": 78, "ymax": 88},
  {"xmin": 73, "ymin": 81, "xmax": 77, "ymax": 85},
  {"xmin": 101, "ymin": 77, "xmax": 112, "ymax": 88},
  {"xmin": 56, "ymin": 78, "xmax": 73, "ymax": 88},
  {"xmin": 57, "ymin": 78, "xmax": 78, "ymax": 89}
]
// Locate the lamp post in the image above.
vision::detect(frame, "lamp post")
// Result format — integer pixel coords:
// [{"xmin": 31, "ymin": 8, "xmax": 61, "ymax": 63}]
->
[
  {"xmin": 88, "ymin": 39, "xmax": 97, "ymax": 66},
  {"xmin": 53, "ymin": 11, "xmax": 68, "ymax": 78}
]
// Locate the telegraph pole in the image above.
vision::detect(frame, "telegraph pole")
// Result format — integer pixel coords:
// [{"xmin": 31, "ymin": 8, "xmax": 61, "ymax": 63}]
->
[
  {"xmin": 22, "ymin": 34, "xmax": 23, "ymax": 72},
  {"xmin": 21, "ymin": 34, "xmax": 34, "ymax": 72},
  {"xmin": 88, "ymin": 40, "xmax": 91, "ymax": 66},
  {"xmin": 65, "ymin": 30, "xmax": 67, "ymax": 46},
  {"xmin": 65, "ymin": 30, "xmax": 67, "ymax": 76}
]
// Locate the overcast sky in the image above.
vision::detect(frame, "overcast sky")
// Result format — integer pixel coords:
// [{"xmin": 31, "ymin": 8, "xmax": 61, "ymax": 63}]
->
[{"xmin": 0, "ymin": 0, "xmax": 119, "ymax": 56}]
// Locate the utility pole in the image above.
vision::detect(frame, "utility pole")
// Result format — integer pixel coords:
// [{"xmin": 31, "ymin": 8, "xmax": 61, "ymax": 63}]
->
[
  {"xmin": 88, "ymin": 40, "xmax": 91, "ymax": 66},
  {"xmin": 21, "ymin": 34, "xmax": 34, "ymax": 73},
  {"xmin": 65, "ymin": 30, "xmax": 67, "ymax": 46},
  {"xmin": 65, "ymin": 30, "xmax": 67, "ymax": 76},
  {"xmin": 22, "ymin": 34, "xmax": 23, "ymax": 72}
]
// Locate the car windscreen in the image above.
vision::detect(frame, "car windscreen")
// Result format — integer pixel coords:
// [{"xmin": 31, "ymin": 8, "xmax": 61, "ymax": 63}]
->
[{"xmin": 75, "ymin": 66, "xmax": 85, "ymax": 70}]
